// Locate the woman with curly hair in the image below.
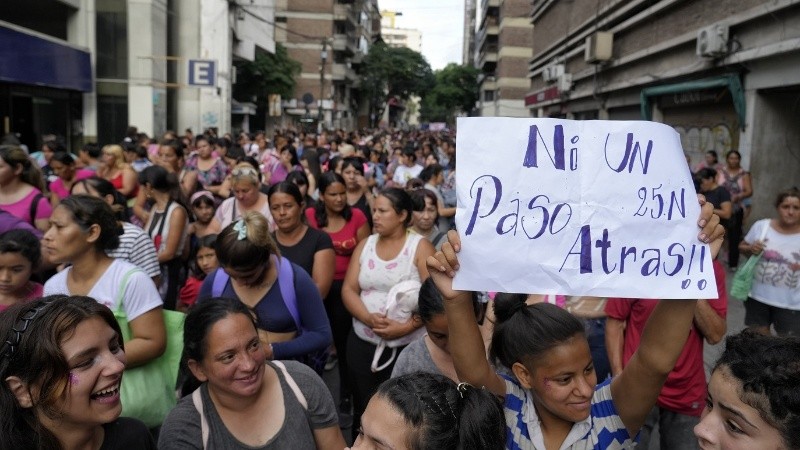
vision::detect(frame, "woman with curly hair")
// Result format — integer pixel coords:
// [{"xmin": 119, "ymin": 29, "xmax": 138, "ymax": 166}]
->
[{"xmin": 694, "ymin": 330, "xmax": 800, "ymax": 450}]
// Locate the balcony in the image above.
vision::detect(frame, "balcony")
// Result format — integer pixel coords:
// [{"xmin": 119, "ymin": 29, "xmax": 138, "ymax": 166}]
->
[
  {"xmin": 480, "ymin": 0, "xmax": 500, "ymax": 27},
  {"xmin": 477, "ymin": 45, "xmax": 498, "ymax": 72},
  {"xmin": 332, "ymin": 63, "xmax": 357, "ymax": 82},
  {"xmin": 475, "ymin": 16, "xmax": 499, "ymax": 50}
]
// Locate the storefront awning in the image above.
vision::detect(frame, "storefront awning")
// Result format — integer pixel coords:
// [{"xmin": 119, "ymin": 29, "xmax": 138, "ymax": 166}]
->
[
  {"xmin": 0, "ymin": 23, "xmax": 93, "ymax": 92},
  {"xmin": 640, "ymin": 74, "xmax": 745, "ymax": 130}
]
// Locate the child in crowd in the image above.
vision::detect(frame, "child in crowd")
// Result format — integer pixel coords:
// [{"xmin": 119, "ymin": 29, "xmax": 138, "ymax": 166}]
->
[
  {"xmin": 187, "ymin": 190, "xmax": 221, "ymax": 241},
  {"xmin": 0, "ymin": 229, "xmax": 43, "ymax": 312},
  {"xmin": 177, "ymin": 234, "xmax": 219, "ymax": 312}
]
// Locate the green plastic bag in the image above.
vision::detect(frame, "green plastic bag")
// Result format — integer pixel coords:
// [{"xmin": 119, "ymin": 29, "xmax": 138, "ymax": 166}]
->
[
  {"xmin": 114, "ymin": 269, "xmax": 186, "ymax": 428},
  {"xmin": 730, "ymin": 254, "xmax": 761, "ymax": 301}
]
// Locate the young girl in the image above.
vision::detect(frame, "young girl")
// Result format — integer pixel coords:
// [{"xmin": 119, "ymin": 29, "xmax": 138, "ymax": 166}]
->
[
  {"xmin": 177, "ymin": 234, "xmax": 219, "ymax": 312},
  {"xmin": 0, "ymin": 296, "xmax": 156, "ymax": 450},
  {"xmin": 0, "ymin": 229, "xmax": 43, "ymax": 312},
  {"xmin": 187, "ymin": 190, "xmax": 221, "ymax": 240},
  {"xmin": 425, "ymin": 200, "xmax": 724, "ymax": 449}
]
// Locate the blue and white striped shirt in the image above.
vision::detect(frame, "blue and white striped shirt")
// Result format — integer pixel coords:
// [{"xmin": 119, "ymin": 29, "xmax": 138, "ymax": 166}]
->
[{"xmin": 502, "ymin": 376, "xmax": 635, "ymax": 450}]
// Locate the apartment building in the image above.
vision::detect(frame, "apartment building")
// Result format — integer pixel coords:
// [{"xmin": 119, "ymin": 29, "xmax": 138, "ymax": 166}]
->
[
  {"xmin": 275, "ymin": 0, "xmax": 380, "ymax": 130},
  {"xmin": 474, "ymin": 0, "xmax": 532, "ymax": 117},
  {"xmin": 526, "ymin": 0, "xmax": 800, "ymax": 221}
]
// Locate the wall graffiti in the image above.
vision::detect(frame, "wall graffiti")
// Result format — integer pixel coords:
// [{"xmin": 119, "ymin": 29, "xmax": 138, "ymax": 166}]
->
[{"xmin": 674, "ymin": 124, "xmax": 734, "ymax": 166}]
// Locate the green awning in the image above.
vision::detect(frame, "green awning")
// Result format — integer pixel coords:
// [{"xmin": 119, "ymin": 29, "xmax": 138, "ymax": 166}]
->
[{"xmin": 640, "ymin": 74, "xmax": 745, "ymax": 130}]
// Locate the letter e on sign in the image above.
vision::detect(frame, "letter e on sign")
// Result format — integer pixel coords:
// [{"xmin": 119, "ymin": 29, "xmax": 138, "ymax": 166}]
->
[{"xmin": 187, "ymin": 60, "xmax": 217, "ymax": 87}]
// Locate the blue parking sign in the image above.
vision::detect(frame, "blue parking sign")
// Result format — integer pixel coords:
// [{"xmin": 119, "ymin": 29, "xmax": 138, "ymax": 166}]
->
[{"xmin": 187, "ymin": 60, "xmax": 216, "ymax": 87}]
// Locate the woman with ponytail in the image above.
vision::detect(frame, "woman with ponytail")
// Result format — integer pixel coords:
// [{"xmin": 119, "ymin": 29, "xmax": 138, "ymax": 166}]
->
[
  {"xmin": 425, "ymin": 198, "xmax": 725, "ymax": 449},
  {"xmin": 197, "ymin": 211, "xmax": 332, "ymax": 367},
  {"xmin": 349, "ymin": 372, "xmax": 505, "ymax": 450}
]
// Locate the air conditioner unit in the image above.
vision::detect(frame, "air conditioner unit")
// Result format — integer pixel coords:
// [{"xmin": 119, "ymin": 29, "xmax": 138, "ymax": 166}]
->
[
  {"xmin": 696, "ymin": 24, "xmax": 729, "ymax": 57},
  {"xmin": 585, "ymin": 32, "xmax": 613, "ymax": 63},
  {"xmin": 542, "ymin": 64, "xmax": 565, "ymax": 83},
  {"xmin": 557, "ymin": 73, "xmax": 573, "ymax": 92}
]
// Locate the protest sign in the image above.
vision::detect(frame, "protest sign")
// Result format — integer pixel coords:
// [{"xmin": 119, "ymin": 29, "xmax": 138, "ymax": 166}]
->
[{"xmin": 454, "ymin": 117, "xmax": 717, "ymax": 299}]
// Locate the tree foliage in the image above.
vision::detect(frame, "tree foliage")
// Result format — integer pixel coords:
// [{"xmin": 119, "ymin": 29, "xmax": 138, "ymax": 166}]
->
[
  {"xmin": 420, "ymin": 63, "xmax": 480, "ymax": 123},
  {"xmin": 358, "ymin": 42, "xmax": 435, "ymax": 126},
  {"xmin": 233, "ymin": 43, "xmax": 301, "ymax": 100}
]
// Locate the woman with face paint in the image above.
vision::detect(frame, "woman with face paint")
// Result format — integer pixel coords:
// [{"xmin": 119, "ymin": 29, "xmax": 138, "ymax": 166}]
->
[
  {"xmin": 425, "ymin": 199, "xmax": 725, "ymax": 450},
  {"xmin": 0, "ymin": 295, "xmax": 155, "ymax": 450}
]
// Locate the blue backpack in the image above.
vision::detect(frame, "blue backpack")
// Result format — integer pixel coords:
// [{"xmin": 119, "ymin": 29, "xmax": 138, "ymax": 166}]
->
[{"xmin": 211, "ymin": 257, "xmax": 328, "ymax": 374}]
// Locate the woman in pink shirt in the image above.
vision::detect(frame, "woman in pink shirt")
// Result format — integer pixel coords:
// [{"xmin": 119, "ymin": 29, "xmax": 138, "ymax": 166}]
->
[
  {"xmin": 48, "ymin": 151, "xmax": 94, "ymax": 206},
  {"xmin": 0, "ymin": 145, "xmax": 52, "ymax": 232}
]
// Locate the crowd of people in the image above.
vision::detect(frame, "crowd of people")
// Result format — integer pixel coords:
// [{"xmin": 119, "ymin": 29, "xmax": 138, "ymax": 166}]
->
[{"xmin": 0, "ymin": 127, "xmax": 797, "ymax": 450}]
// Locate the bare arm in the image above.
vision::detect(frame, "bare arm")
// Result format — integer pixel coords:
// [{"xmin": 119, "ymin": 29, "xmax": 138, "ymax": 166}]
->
[
  {"xmin": 739, "ymin": 173, "xmax": 753, "ymax": 200},
  {"xmin": 157, "ymin": 207, "xmax": 187, "ymax": 262},
  {"xmin": 341, "ymin": 240, "xmax": 373, "ymax": 325},
  {"xmin": 715, "ymin": 200, "xmax": 732, "ymax": 220},
  {"xmin": 426, "ymin": 231, "xmax": 506, "ymax": 396},
  {"xmin": 133, "ymin": 189, "xmax": 150, "ymax": 223},
  {"xmin": 180, "ymin": 170, "xmax": 198, "ymax": 198},
  {"xmin": 311, "ymin": 248, "xmax": 335, "ymax": 298},
  {"xmin": 605, "ymin": 317, "xmax": 626, "ymax": 377},
  {"xmin": 693, "ymin": 299, "xmax": 726, "ymax": 345},
  {"xmin": 356, "ymin": 222, "xmax": 371, "ymax": 242},
  {"xmin": 118, "ymin": 167, "xmax": 138, "ymax": 197},
  {"xmin": 414, "ymin": 237, "xmax": 435, "ymax": 280},
  {"xmin": 125, "ymin": 308, "xmax": 167, "ymax": 367},
  {"xmin": 610, "ymin": 197, "xmax": 725, "ymax": 436}
]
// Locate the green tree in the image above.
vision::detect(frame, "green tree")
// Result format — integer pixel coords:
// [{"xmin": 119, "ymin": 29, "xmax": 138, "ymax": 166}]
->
[
  {"xmin": 420, "ymin": 63, "xmax": 480, "ymax": 124},
  {"xmin": 233, "ymin": 43, "xmax": 301, "ymax": 101},
  {"xmin": 359, "ymin": 42, "xmax": 434, "ymax": 127}
]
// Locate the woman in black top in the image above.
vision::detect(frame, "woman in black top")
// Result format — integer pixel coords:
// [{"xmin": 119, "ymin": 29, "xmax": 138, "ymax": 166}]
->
[
  {"xmin": 342, "ymin": 157, "xmax": 374, "ymax": 230},
  {"xmin": 268, "ymin": 182, "xmax": 335, "ymax": 298},
  {"xmin": 696, "ymin": 167, "xmax": 733, "ymax": 220}
]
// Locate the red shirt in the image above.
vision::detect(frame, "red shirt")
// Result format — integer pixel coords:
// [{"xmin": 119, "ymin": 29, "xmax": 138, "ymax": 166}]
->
[
  {"xmin": 604, "ymin": 259, "xmax": 727, "ymax": 416},
  {"xmin": 305, "ymin": 207, "xmax": 367, "ymax": 281}
]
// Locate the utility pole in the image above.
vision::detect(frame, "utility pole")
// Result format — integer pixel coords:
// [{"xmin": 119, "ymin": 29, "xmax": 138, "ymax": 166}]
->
[{"xmin": 319, "ymin": 39, "xmax": 328, "ymax": 133}]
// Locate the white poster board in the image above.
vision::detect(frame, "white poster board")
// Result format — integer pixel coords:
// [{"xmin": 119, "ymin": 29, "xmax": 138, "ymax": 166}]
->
[{"xmin": 453, "ymin": 117, "xmax": 717, "ymax": 299}]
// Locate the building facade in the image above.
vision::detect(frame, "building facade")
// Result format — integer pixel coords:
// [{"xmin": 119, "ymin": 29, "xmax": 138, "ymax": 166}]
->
[
  {"xmin": 525, "ymin": 0, "xmax": 800, "ymax": 222},
  {"xmin": 275, "ymin": 0, "xmax": 380, "ymax": 131},
  {"xmin": 474, "ymin": 0, "xmax": 532, "ymax": 117},
  {"xmin": 1, "ymin": 0, "xmax": 274, "ymax": 149}
]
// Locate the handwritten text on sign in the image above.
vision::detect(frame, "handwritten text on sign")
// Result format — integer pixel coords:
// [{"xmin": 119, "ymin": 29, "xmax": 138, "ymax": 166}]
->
[{"xmin": 453, "ymin": 117, "xmax": 717, "ymax": 299}]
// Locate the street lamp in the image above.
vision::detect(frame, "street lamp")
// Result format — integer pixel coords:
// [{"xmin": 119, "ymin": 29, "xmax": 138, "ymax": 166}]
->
[{"xmin": 319, "ymin": 40, "xmax": 328, "ymax": 132}]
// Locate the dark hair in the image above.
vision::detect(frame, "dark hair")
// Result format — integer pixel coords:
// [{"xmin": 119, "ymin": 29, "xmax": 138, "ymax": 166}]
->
[
  {"xmin": 70, "ymin": 177, "xmax": 130, "ymax": 222},
  {"xmin": 180, "ymin": 297, "xmax": 256, "ymax": 394},
  {"xmin": 300, "ymin": 149, "xmax": 322, "ymax": 182},
  {"xmin": 376, "ymin": 373, "xmax": 505, "ymax": 450},
  {"xmin": 285, "ymin": 170, "xmax": 309, "ymax": 188},
  {"xmin": 378, "ymin": 187, "xmax": 414, "ymax": 227},
  {"xmin": 226, "ymin": 146, "xmax": 246, "ymax": 163},
  {"xmin": 490, "ymin": 296, "xmax": 585, "ymax": 370},
  {"xmin": 401, "ymin": 147, "xmax": 417, "ymax": 162},
  {"xmin": 188, "ymin": 234, "xmax": 218, "ymax": 280},
  {"xmin": 194, "ymin": 135, "xmax": 211, "ymax": 147},
  {"xmin": 159, "ymin": 140, "xmax": 185, "ymax": 160},
  {"xmin": 713, "ymin": 330, "xmax": 800, "ymax": 449},
  {"xmin": 57, "ymin": 195, "xmax": 123, "ymax": 252},
  {"xmin": 775, "ymin": 186, "xmax": 800, "ymax": 208},
  {"xmin": 725, "ymin": 150, "xmax": 741, "ymax": 160},
  {"xmin": 315, "ymin": 171, "xmax": 351, "ymax": 228},
  {"xmin": 139, "ymin": 165, "xmax": 187, "ymax": 209},
  {"xmin": 328, "ymin": 155, "xmax": 343, "ymax": 173},
  {"xmin": 418, "ymin": 278, "xmax": 480, "ymax": 323},
  {"xmin": 705, "ymin": 150, "xmax": 719, "ymax": 163},
  {"xmin": 268, "ymin": 181, "xmax": 304, "ymax": 206},
  {"xmin": 341, "ymin": 156, "xmax": 365, "ymax": 176},
  {"xmin": 0, "ymin": 296, "xmax": 123, "ymax": 450},
  {"xmin": 419, "ymin": 164, "xmax": 443, "ymax": 183},
  {"xmin": 42, "ymin": 140, "xmax": 66, "ymax": 154},
  {"xmin": 280, "ymin": 145, "xmax": 300, "ymax": 167},
  {"xmin": 0, "ymin": 229, "xmax": 42, "ymax": 270},
  {"xmin": 81, "ymin": 142, "xmax": 101, "ymax": 159},
  {"xmin": 216, "ymin": 211, "xmax": 279, "ymax": 279},
  {"xmin": 0, "ymin": 145, "xmax": 46, "ymax": 191},
  {"xmin": 696, "ymin": 167, "xmax": 717, "ymax": 181},
  {"xmin": 410, "ymin": 189, "xmax": 439, "ymax": 217},
  {"xmin": 50, "ymin": 151, "xmax": 76, "ymax": 166}
]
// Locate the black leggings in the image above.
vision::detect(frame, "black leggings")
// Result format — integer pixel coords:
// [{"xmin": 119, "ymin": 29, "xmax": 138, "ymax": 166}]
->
[
  {"xmin": 346, "ymin": 330, "xmax": 405, "ymax": 442},
  {"xmin": 725, "ymin": 208, "xmax": 744, "ymax": 267},
  {"xmin": 325, "ymin": 279, "xmax": 353, "ymax": 401}
]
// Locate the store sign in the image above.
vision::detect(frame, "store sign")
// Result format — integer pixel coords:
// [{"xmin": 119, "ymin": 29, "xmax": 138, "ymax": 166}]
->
[
  {"xmin": 187, "ymin": 60, "xmax": 217, "ymax": 87},
  {"xmin": 525, "ymin": 86, "xmax": 560, "ymax": 107}
]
